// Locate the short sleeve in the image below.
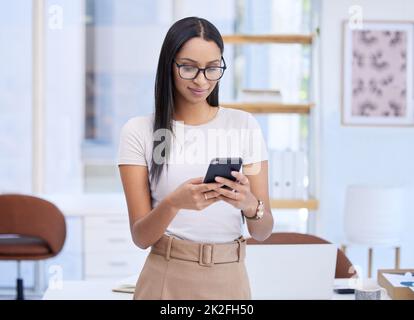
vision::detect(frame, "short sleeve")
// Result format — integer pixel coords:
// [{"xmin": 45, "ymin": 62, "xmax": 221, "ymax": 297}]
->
[
  {"xmin": 242, "ymin": 113, "xmax": 269, "ymax": 165},
  {"xmin": 117, "ymin": 118, "xmax": 148, "ymax": 166}
]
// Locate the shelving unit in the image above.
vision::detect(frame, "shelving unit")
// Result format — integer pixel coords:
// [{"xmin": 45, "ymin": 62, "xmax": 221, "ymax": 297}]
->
[
  {"xmin": 221, "ymin": 102, "xmax": 314, "ymax": 114},
  {"xmin": 222, "ymin": 33, "xmax": 319, "ymax": 215},
  {"xmin": 222, "ymin": 34, "xmax": 314, "ymax": 44},
  {"xmin": 270, "ymin": 199, "xmax": 319, "ymax": 210}
]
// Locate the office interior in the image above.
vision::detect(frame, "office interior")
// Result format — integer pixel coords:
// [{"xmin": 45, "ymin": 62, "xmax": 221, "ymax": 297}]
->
[{"xmin": 0, "ymin": 0, "xmax": 413, "ymax": 300}]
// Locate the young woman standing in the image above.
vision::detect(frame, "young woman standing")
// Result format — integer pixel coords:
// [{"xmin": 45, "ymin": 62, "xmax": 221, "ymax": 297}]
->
[{"xmin": 118, "ymin": 17, "xmax": 273, "ymax": 300}]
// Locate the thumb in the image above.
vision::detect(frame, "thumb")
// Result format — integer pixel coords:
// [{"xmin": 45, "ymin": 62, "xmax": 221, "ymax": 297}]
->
[{"xmin": 188, "ymin": 176, "xmax": 204, "ymax": 185}]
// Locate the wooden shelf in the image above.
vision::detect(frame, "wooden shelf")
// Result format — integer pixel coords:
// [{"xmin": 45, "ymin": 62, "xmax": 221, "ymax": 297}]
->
[
  {"xmin": 222, "ymin": 34, "xmax": 318, "ymax": 217},
  {"xmin": 223, "ymin": 34, "xmax": 314, "ymax": 45},
  {"xmin": 270, "ymin": 199, "xmax": 319, "ymax": 210},
  {"xmin": 221, "ymin": 102, "xmax": 313, "ymax": 114}
]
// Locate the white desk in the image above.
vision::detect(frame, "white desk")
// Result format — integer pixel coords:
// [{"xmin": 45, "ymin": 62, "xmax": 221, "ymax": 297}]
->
[
  {"xmin": 42, "ymin": 279, "xmax": 390, "ymax": 300},
  {"xmin": 43, "ymin": 281, "xmax": 131, "ymax": 300}
]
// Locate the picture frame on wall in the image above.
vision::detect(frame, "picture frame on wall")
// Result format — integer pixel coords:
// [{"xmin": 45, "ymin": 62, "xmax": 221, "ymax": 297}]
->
[{"xmin": 342, "ymin": 21, "xmax": 414, "ymax": 126}]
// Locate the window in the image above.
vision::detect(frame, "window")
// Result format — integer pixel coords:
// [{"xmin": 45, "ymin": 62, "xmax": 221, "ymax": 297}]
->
[{"xmin": 82, "ymin": 0, "xmax": 175, "ymax": 192}]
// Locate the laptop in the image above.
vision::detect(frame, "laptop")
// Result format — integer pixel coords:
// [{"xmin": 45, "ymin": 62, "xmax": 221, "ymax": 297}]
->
[{"xmin": 245, "ymin": 244, "xmax": 337, "ymax": 300}]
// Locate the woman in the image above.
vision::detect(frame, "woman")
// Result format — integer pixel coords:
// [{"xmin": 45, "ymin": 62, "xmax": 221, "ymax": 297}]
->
[{"xmin": 118, "ymin": 16, "xmax": 273, "ymax": 300}]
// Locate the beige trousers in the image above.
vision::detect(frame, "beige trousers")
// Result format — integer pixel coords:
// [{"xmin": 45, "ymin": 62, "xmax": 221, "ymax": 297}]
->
[{"xmin": 133, "ymin": 234, "xmax": 251, "ymax": 300}]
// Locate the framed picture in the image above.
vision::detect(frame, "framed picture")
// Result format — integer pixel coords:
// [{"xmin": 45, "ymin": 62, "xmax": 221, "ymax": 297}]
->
[{"xmin": 342, "ymin": 21, "xmax": 414, "ymax": 126}]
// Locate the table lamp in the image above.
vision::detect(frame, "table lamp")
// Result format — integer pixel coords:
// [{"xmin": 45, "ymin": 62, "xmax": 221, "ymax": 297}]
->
[{"xmin": 343, "ymin": 185, "xmax": 405, "ymax": 278}]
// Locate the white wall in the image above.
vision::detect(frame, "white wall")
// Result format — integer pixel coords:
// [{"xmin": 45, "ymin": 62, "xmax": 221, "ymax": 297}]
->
[{"xmin": 319, "ymin": 0, "xmax": 414, "ymax": 276}]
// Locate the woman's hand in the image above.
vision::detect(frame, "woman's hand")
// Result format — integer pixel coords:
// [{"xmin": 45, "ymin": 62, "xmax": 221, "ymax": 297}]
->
[
  {"xmin": 166, "ymin": 177, "xmax": 224, "ymax": 211},
  {"xmin": 214, "ymin": 171, "xmax": 258, "ymax": 216}
]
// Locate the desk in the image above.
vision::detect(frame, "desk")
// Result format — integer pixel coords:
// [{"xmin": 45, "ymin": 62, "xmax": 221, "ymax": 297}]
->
[
  {"xmin": 42, "ymin": 279, "xmax": 390, "ymax": 300},
  {"xmin": 43, "ymin": 281, "xmax": 130, "ymax": 300}
]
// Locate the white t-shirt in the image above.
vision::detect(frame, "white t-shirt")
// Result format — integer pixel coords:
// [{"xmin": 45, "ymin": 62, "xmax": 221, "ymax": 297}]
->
[{"xmin": 117, "ymin": 106, "xmax": 268, "ymax": 243}]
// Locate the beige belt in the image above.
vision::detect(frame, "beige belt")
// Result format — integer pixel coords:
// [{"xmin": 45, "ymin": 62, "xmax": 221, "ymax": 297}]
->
[{"xmin": 150, "ymin": 234, "xmax": 246, "ymax": 267}]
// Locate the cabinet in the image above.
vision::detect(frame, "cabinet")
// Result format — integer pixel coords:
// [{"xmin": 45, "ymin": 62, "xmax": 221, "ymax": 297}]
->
[
  {"xmin": 221, "ymin": 33, "xmax": 320, "ymax": 231},
  {"xmin": 83, "ymin": 215, "xmax": 148, "ymax": 279},
  {"xmin": 0, "ymin": 194, "xmax": 150, "ymax": 296},
  {"xmin": 39, "ymin": 195, "xmax": 148, "ymax": 282}
]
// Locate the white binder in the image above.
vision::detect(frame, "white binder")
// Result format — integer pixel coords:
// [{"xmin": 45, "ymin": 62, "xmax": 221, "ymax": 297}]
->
[
  {"xmin": 271, "ymin": 150, "xmax": 283, "ymax": 199},
  {"xmin": 281, "ymin": 150, "xmax": 294, "ymax": 199},
  {"xmin": 293, "ymin": 150, "xmax": 308, "ymax": 199}
]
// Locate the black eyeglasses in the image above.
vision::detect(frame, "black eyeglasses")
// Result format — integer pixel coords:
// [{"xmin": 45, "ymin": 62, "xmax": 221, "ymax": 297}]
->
[{"xmin": 173, "ymin": 57, "xmax": 227, "ymax": 81}]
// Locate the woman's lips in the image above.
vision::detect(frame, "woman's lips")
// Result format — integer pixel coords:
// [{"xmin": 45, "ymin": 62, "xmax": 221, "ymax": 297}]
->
[{"xmin": 188, "ymin": 88, "xmax": 208, "ymax": 96}]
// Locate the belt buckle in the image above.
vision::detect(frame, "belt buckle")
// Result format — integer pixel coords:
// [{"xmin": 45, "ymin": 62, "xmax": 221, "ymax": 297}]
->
[
  {"xmin": 199, "ymin": 243, "xmax": 214, "ymax": 267},
  {"xmin": 236, "ymin": 237, "xmax": 245, "ymax": 262}
]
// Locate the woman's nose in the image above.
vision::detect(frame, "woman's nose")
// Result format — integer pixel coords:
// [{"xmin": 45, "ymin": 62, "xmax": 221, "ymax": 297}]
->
[{"xmin": 193, "ymin": 70, "xmax": 208, "ymax": 86}]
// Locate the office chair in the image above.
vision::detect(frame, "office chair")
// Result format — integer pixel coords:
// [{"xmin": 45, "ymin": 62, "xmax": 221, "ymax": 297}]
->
[
  {"xmin": 0, "ymin": 194, "xmax": 66, "ymax": 299},
  {"xmin": 247, "ymin": 232, "xmax": 357, "ymax": 278}
]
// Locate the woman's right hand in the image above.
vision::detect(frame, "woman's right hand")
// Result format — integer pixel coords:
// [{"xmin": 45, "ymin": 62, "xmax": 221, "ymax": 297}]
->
[{"xmin": 166, "ymin": 177, "xmax": 224, "ymax": 211}]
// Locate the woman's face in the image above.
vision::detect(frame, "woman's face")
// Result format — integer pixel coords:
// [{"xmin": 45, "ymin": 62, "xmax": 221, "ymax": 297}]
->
[{"xmin": 173, "ymin": 37, "xmax": 222, "ymax": 104}]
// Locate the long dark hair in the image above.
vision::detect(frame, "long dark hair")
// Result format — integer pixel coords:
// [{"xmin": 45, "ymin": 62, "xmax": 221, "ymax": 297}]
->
[{"xmin": 150, "ymin": 17, "xmax": 225, "ymax": 186}]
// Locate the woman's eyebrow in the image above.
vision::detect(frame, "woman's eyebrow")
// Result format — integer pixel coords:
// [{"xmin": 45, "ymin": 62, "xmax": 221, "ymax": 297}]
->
[{"xmin": 179, "ymin": 58, "xmax": 220, "ymax": 63}]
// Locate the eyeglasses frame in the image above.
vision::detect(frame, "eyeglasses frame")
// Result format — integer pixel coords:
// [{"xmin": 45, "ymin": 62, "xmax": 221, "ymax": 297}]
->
[{"xmin": 173, "ymin": 57, "xmax": 227, "ymax": 81}]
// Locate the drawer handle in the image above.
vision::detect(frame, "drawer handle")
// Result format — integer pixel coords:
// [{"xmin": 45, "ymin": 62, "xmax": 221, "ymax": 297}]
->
[
  {"xmin": 108, "ymin": 261, "xmax": 128, "ymax": 267},
  {"xmin": 106, "ymin": 220, "xmax": 127, "ymax": 225},
  {"xmin": 108, "ymin": 238, "xmax": 127, "ymax": 243}
]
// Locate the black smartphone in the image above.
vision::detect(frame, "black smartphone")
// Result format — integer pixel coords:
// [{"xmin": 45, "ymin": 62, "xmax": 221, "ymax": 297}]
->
[{"xmin": 203, "ymin": 157, "xmax": 243, "ymax": 189}]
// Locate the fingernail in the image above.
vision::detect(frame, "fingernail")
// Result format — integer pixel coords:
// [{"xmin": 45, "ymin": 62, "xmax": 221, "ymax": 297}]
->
[
  {"xmin": 231, "ymin": 171, "xmax": 237, "ymax": 175},
  {"xmin": 215, "ymin": 177, "xmax": 221, "ymax": 181}
]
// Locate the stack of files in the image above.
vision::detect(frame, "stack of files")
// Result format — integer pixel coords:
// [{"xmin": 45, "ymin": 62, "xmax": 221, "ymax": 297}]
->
[{"xmin": 271, "ymin": 149, "xmax": 308, "ymax": 199}]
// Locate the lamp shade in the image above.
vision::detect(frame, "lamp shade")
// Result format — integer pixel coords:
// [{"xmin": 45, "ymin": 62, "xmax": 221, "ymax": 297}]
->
[{"xmin": 344, "ymin": 185, "xmax": 405, "ymax": 246}]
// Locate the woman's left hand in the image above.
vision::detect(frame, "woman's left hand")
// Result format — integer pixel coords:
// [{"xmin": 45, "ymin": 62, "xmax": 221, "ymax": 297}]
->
[{"xmin": 214, "ymin": 171, "xmax": 257, "ymax": 213}]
